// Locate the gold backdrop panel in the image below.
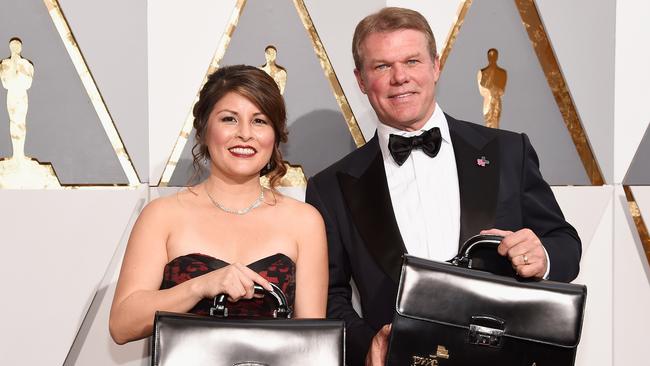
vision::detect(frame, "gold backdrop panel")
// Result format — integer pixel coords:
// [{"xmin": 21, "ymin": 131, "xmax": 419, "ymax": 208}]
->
[
  {"xmin": 440, "ymin": 0, "xmax": 473, "ymax": 72},
  {"xmin": 624, "ymin": 186, "xmax": 650, "ymax": 268},
  {"xmin": 515, "ymin": 0, "xmax": 603, "ymax": 185}
]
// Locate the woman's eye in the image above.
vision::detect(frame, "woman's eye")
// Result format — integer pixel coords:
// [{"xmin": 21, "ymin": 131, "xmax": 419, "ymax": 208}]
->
[
  {"xmin": 253, "ymin": 118, "xmax": 268, "ymax": 125},
  {"xmin": 221, "ymin": 116, "xmax": 237, "ymax": 123}
]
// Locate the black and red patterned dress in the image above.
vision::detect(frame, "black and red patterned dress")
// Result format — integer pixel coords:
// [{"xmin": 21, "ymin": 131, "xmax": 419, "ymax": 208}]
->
[{"xmin": 160, "ymin": 253, "xmax": 295, "ymax": 317}]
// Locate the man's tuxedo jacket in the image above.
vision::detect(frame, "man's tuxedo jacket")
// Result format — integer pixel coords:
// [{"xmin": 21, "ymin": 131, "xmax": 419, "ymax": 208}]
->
[{"xmin": 305, "ymin": 115, "xmax": 581, "ymax": 366}]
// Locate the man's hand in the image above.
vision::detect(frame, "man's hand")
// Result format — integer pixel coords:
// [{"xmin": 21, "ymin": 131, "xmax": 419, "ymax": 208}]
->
[
  {"xmin": 365, "ymin": 324, "xmax": 391, "ymax": 366},
  {"xmin": 481, "ymin": 228, "xmax": 548, "ymax": 278}
]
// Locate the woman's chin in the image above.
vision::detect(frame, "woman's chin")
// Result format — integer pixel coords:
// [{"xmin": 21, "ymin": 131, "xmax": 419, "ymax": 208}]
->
[{"xmin": 214, "ymin": 167, "xmax": 265, "ymax": 182}]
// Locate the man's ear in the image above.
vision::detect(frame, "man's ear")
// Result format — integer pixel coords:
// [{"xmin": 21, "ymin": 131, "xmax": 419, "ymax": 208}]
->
[
  {"xmin": 354, "ymin": 68, "xmax": 367, "ymax": 94},
  {"xmin": 432, "ymin": 55, "xmax": 441, "ymax": 83}
]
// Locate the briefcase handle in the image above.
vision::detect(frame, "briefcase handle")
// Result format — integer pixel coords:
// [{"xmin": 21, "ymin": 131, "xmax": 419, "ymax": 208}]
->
[
  {"xmin": 449, "ymin": 234, "xmax": 517, "ymax": 277},
  {"xmin": 209, "ymin": 282, "xmax": 292, "ymax": 319}
]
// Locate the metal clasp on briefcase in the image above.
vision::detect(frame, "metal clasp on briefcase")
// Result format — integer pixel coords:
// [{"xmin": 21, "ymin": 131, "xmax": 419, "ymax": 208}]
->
[{"xmin": 468, "ymin": 316, "xmax": 505, "ymax": 348}]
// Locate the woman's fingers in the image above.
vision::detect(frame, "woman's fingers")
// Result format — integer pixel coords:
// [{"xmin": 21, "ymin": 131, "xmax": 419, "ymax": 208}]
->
[
  {"xmin": 235, "ymin": 263, "xmax": 273, "ymax": 292},
  {"xmin": 218, "ymin": 263, "xmax": 274, "ymax": 302}
]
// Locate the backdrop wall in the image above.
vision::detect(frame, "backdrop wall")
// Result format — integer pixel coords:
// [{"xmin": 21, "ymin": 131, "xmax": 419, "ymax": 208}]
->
[{"xmin": 1, "ymin": 1, "xmax": 648, "ymax": 365}]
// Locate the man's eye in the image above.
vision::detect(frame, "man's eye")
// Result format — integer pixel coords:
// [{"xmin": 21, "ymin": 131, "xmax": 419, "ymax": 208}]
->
[
  {"xmin": 375, "ymin": 64, "xmax": 389, "ymax": 71},
  {"xmin": 407, "ymin": 59, "xmax": 419, "ymax": 65}
]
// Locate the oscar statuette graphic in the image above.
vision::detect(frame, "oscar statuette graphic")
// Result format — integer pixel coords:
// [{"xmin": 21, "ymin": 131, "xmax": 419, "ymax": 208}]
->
[
  {"xmin": 0, "ymin": 38, "xmax": 61, "ymax": 188},
  {"xmin": 477, "ymin": 48, "xmax": 507, "ymax": 129},
  {"xmin": 259, "ymin": 45, "xmax": 287, "ymax": 95},
  {"xmin": 258, "ymin": 45, "xmax": 306, "ymax": 187}
]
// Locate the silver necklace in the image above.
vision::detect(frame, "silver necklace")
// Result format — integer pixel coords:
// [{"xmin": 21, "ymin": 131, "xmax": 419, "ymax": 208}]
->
[{"xmin": 205, "ymin": 185, "xmax": 265, "ymax": 215}]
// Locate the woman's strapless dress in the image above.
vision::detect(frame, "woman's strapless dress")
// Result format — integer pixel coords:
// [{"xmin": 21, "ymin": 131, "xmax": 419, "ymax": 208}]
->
[{"xmin": 160, "ymin": 253, "xmax": 295, "ymax": 317}]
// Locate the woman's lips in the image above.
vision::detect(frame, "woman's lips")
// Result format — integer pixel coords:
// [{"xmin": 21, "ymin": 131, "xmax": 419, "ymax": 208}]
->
[{"xmin": 228, "ymin": 146, "xmax": 256, "ymax": 158}]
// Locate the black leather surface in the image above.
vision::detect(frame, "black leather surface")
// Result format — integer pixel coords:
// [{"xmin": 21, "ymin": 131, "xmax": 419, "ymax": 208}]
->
[
  {"xmin": 388, "ymin": 316, "xmax": 577, "ymax": 366},
  {"xmin": 387, "ymin": 253, "xmax": 587, "ymax": 366}
]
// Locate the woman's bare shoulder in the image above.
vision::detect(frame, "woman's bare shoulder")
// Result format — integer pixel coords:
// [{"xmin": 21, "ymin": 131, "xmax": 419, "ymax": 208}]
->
[
  {"xmin": 139, "ymin": 188, "xmax": 199, "ymax": 222},
  {"xmin": 272, "ymin": 191, "xmax": 324, "ymax": 228}
]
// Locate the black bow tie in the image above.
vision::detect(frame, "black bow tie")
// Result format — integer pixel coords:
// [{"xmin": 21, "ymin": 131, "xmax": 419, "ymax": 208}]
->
[{"xmin": 388, "ymin": 127, "xmax": 442, "ymax": 166}]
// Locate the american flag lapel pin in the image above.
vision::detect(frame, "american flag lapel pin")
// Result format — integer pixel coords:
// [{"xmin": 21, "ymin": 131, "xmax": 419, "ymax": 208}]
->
[{"xmin": 477, "ymin": 156, "xmax": 490, "ymax": 167}]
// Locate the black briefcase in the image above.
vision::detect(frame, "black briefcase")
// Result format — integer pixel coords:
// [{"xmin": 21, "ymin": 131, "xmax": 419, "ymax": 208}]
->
[
  {"xmin": 387, "ymin": 235, "xmax": 587, "ymax": 366},
  {"xmin": 152, "ymin": 283, "xmax": 345, "ymax": 366}
]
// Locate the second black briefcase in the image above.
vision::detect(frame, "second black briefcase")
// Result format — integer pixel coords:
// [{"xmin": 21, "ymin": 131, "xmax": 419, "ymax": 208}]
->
[{"xmin": 387, "ymin": 235, "xmax": 587, "ymax": 366}]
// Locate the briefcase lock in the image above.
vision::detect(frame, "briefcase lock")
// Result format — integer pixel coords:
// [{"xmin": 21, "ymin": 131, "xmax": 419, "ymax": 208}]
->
[{"xmin": 468, "ymin": 316, "xmax": 505, "ymax": 348}]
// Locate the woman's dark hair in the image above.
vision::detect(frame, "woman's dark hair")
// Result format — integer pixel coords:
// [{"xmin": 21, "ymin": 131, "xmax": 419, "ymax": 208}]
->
[{"xmin": 190, "ymin": 65, "xmax": 288, "ymax": 188}]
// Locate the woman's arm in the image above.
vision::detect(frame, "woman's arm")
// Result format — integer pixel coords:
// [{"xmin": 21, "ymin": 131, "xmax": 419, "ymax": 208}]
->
[
  {"xmin": 109, "ymin": 198, "xmax": 271, "ymax": 344},
  {"xmin": 293, "ymin": 203, "xmax": 328, "ymax": 318},
  {"xmin": 109, "ymin": 198, "xmax": 202, "ymax": 344}
]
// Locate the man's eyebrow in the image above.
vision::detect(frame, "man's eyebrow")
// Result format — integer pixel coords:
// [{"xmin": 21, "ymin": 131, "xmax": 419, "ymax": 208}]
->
[
  {"xmin": 369, "ymin": 53, "xmax": 422, "ymax": 64},
  {"xmin": 402, "ymin": 53, "xmax": 422, "ymax": 60}
]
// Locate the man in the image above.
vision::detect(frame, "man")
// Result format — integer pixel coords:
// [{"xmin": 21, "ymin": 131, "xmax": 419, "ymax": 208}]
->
[{"xmin": 305, "ymin": 7, "xmax": 581, "ymax": 366}]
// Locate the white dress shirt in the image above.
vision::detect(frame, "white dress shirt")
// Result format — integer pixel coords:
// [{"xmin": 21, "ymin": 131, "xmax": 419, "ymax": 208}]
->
[
  {"xmin": 377, "ymin": 104, "xmax": 460, "ymax": 262},
  {"xmin": 377, "ymin": 104, "xmax": 551, "ymax": 276}
]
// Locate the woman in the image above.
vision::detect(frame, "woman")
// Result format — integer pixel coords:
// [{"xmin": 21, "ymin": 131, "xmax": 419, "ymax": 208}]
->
[{"xmin": 109, "ymin": 65, "xmax": 328, "ymax": 344}]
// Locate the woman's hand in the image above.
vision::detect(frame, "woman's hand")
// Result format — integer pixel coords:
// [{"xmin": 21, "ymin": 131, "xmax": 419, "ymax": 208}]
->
[{"xmin": 194, "ymin": 263, "xmax": 274, "ymax": 302}]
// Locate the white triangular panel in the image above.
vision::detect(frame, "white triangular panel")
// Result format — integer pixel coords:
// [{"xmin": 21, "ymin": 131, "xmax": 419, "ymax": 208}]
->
[
  {"xmin": 536, "ymin": 0, "xmax": 615, "ymax": 183},
  {"xmin": 614, "ymin": 1, "xmax": 650, "ymax": 182},
  {"xmin": 64, "ymin": 199, "xmax": 147, "ymax": 366},
  {"xmin": 552, "ymin": 186, "xmax": 613, "ymax": 252},
  {"xmin": 0, "ymin": 188, "xmax": 147, "ymax": 365},
  {"xmin": 148, "ymin": 0, "xmax": 237, "ymax": 183},
  {"xmin": 572, "ymin": 196, "xmax": 612, "ymax": 366},
  {"xmin": 613, "ymin": 186, "xmax": 650, "ymax": 365}
]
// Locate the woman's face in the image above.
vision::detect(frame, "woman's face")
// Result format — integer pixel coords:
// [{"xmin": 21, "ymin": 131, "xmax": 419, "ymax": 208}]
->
[{"xmin": 206, "ymin": 91, "xmax": 276, "ymax": 180}]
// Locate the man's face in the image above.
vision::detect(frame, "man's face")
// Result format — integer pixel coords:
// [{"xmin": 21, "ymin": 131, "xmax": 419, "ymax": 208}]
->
[{"xmin": 355, "ymin": 29, "xmax": 440, "ymax": 131}]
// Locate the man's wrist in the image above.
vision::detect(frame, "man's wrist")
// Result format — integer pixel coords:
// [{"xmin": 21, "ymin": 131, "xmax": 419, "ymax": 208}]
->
[{"xmin": 542, "ymin": 246, "xmax": 551, "ymax": 279}]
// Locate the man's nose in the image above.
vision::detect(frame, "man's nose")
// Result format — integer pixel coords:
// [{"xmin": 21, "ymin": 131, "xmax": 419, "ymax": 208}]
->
[{"xmin": 390, "ymin": 64, "xmax": 409, "ymax": 85}]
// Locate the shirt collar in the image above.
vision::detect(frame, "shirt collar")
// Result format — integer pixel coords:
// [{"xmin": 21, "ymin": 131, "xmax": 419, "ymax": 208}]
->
[{"xmin": 377, "ymin": 103, "xmax": 451, "ymax": 163}]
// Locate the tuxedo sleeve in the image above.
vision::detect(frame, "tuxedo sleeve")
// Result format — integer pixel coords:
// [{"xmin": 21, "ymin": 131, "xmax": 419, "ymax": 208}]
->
[
  {"xmin": 306, "ymin": 177, "xmax": 376, "ymax": 366},
  {"xmin": 520, "ymin": 133, "xmax": 582, "ymax": 282}
]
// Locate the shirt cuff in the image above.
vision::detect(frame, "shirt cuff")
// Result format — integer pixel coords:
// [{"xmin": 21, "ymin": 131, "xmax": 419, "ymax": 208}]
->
[{"xmin": 542, "ymin": 246, "xmax": 551, "ymax": 279}]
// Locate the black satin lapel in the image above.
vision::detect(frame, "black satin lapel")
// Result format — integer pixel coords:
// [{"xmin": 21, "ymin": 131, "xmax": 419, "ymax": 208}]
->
[
  {"xmin": 452, "ymin": 131, "xmax": 500, "ymax": 247},
  {"xmin": 338, "ymin": 153, "xmax": 406, "ymax": 284}
]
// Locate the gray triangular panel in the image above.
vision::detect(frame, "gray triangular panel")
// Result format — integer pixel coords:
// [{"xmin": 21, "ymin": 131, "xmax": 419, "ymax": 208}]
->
[
  {"xmin": 436, "ymin": 0, "xmax": 589, "ymax": 185},
  {"xmin": 58, "ymin": 0, "xmax": 148, "ymax": 181},
  {"xmin": 170, "ymin": 0, "xmax": 356, "ymax": 185},
  {"xmin": 624, "ymin": 123, "xmax": 650, "ymax": 185},
  {"xmin": 0, "ymin": 0, "xmax": 127, "ymax": 184}
]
